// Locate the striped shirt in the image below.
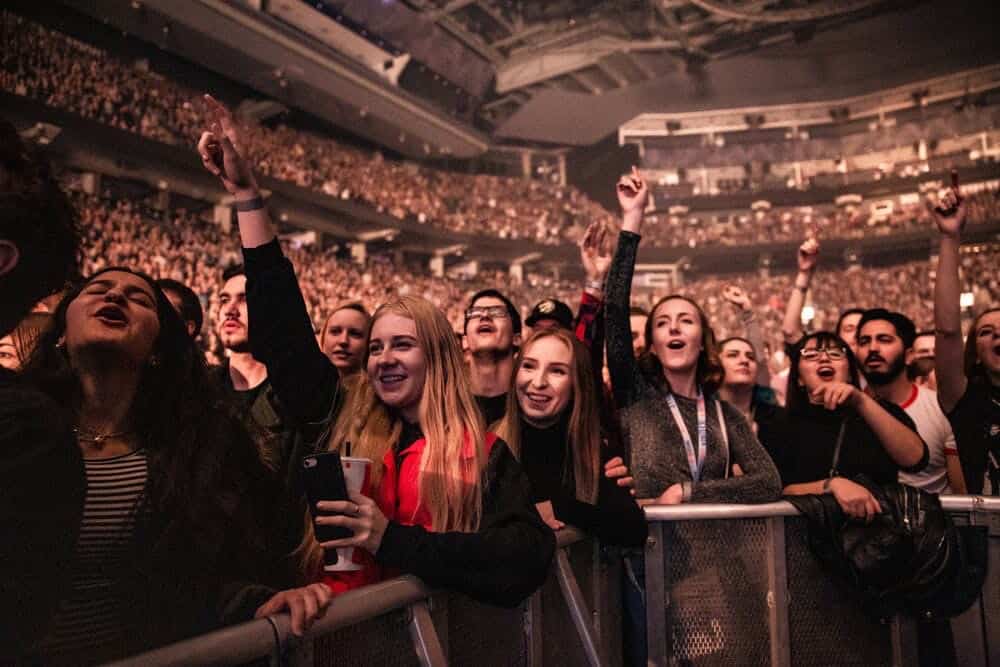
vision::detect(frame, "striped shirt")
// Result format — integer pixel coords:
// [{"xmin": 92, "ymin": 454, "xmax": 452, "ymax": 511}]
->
[{"xmin": 37, "ymin": 449, "xmax": 148, "ymax": 664}]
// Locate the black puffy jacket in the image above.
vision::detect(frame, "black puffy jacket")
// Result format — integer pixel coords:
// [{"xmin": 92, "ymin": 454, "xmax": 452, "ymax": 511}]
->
[{"xmin": 786, "ymin": 478, "xmax": 988, "ymax": 619}]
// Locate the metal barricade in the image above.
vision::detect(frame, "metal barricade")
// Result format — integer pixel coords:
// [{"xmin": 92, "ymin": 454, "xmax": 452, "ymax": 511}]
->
[
  {"xmin": 643, "ymin": 496, "xmax": 1000, "ymax": 667},
  {"xmin": 103, "ymin": 527, "xmax": 617, "ymax": 667},
  {"xmin": 102, "ymin": 495, "xmax": 998, "ymax": 667}
]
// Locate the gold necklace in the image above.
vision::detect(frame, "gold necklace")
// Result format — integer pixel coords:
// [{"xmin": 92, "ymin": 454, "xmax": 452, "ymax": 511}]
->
[{"xmin": 74, "ymin": 428, "xmax": 135, "ymax": 447}]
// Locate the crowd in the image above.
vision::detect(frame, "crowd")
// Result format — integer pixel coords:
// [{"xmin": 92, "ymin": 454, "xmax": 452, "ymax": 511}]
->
[
  {"xmin": 0, "ymin": 11, "xmax": 609, "ymax": 246},
  {"xmin": 63, "ymin": 187, "xmax": 999, "ymax": 376},
  {"xmin": 642, "ymin": 184, "xmax": 1000, "ymax": 248},
  {"xmin": 6, "ymin": 11, "xmax": 997, "ymax": 253},
  {"xmin": 0, "ymin": 92, "xmax": 996, "ymax": 667}
]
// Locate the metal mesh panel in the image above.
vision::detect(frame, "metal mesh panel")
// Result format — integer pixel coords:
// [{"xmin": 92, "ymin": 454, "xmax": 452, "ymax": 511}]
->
[
  {"xmin": 540, "ymin": 569, "xmax": 591, "ymax": 666},
  {"xmin": 312, "ymin": 608, "xmax": 421, "ymax": 667},
  {"xmin": 664, "ymin": 518, "xmax": 771, "ymax": 666},
  {"xmin": 784, "ymin": 516, "xmax": 892, "ymax": 666},
  {"xmin": 443, "ymin": 594, "xmax": 527, "ymax": 667}
]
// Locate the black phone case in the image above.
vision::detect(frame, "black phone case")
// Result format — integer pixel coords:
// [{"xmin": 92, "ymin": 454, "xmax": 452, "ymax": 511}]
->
[{"xmin": 302, "ymin": 452, "xmax": 353, "ymax": 566}]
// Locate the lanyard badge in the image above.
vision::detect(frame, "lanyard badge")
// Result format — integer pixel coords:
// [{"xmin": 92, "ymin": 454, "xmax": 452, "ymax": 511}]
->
[{"xmin": 666, "ymin": 391, "xmax": 707, "ymax": 482}]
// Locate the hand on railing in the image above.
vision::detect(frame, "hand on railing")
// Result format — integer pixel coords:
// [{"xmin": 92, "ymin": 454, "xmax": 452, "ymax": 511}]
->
[
  {"xmin": 828, "ymin": 478, "xmax": 881, "ymax": 521},
  {"xmin": 655, "ymin": 483, "xmax": 684, "ymax": 505},
  {"xmin": 535, "ymin": 501, "xmax": 566, "ymax": 530},
  {"xmin": 254, "ymin": 582, "xmax": 332, "ymax": 637},
  {"xmin": 604, "ymin": 456, "xmax": 636, "ymax": 496}
]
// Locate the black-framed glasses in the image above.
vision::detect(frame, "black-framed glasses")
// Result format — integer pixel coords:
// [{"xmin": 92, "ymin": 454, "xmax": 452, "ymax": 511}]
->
[
  {"xmin": 799, "ymin": 347, "xmax": 848, "ymax": 362},
  {"xmin": 466, "ymin": 306, "xmax": 509, "ymax": 321}
]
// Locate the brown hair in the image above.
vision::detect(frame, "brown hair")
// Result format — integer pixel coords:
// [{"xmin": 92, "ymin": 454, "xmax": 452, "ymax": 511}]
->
[
  {"xmin": 497, "ymin": 328, "xmax": 601, "ymax": 504},
  {"xmin": 639, "ymin": 294, "xmax": 723, "ymax": 395},
  {"xmin": 964, "ymin": 307, "xmax": 1000, "ymax": 381}
]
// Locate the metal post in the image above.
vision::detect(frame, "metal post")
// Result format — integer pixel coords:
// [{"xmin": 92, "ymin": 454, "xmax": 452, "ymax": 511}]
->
[
  {"xmin": 765, "ymin": 517, "xmax": 791, "ymax": 667},
  {"xmin": 890, "ymin": 615, "xmax": 918, "ymax": 667},
  {"xmin": 408, "ymin": 601, "xmax": 448, "ymax": 667},
  {"xmin": 645, "ymin": 522, "xmax": 669, "ymax": 666},
  {"xmin": 555, "ymin": 549, "xmax": 602, "ymax": 667},
  {"xmin": 524, "ymin": 589, "xmax": 544, "ymax": 667}
]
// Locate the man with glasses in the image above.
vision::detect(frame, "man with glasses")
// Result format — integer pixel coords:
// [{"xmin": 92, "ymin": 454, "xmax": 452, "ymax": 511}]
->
[{"xmin": 464, "ymin": 289, "xmax": 522, "ymax": 424}]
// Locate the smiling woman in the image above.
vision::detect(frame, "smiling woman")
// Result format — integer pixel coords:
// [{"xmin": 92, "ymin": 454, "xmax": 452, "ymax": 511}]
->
[{"xmin": 194, "ymin": 94, "xmax": 554, "ymax": 635}]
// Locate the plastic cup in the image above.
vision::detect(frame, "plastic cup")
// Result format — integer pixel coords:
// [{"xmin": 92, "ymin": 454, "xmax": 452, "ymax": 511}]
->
[{"xmin": 325, "ymin": 456, "xmax": 371, "ymax": 572}]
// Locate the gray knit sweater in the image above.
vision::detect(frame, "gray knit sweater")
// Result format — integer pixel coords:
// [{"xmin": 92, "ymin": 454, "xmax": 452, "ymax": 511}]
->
[{"xmin": 606, "ymin": 231, "xmax": 781, "ymax": 503}]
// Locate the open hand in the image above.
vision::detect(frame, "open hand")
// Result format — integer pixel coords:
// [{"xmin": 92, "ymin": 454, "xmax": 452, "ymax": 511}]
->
[
  {"xmin": 722, "ymin": 285, "xmax": 751, "ymax": 311},
  {"xmin": 580, "ymin": 221, "xmax": 613, "ymax": 283},
  {"xmin": 197, "ymin": 94, "xmax": 258, "ymax": 196}
]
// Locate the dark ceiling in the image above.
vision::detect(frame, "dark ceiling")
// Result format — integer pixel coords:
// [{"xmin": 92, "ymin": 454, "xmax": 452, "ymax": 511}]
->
[{"xmin": 331, "ymin": 0, "xmax": 1000, "ymax": 145}]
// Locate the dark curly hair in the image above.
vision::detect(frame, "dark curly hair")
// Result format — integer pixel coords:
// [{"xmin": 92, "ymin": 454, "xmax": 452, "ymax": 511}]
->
[{"xmin": 22, "ymin": 267, "xmax": 283, "ymax": 582}]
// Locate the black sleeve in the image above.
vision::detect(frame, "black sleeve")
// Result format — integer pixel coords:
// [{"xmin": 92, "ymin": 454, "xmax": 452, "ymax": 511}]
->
[
  {"xmin": 605, "ymin": 231, "xmax": 645, "ymax": 409},
  {"xmin": 242, "ymin": 239, "xmax": 340, "ymax": 425},
  {"xmin": 0, "ymin": 376, "xmax": 84, "ymax": 660},
  {"xmin": 878, "ymin": 399, "xmax": 930, "ymax": 473},
  {"xmin": 375, "ymin": 441, "xmax": 556, "ymax": 607},
  {"xmin": 550, "ymin": 457, "xmax": 647, "ymax": 549}
]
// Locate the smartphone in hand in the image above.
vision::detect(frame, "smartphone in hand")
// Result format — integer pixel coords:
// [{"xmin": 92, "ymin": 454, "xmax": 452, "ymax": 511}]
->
[{"xmin": 302, "ymin": 452, "xmax": 353, "ymax": 566}]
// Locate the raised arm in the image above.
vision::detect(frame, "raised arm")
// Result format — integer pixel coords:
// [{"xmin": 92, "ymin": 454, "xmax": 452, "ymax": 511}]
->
[
  {"xmin": 576, "ymin": 221, "xmax": 611, "ymax": 389},
  {"xmin": 722, "ymin": 285, "xmax": 771, "ymax": 386},
  {"xmin": 605, "ymin": 168, "xmax": 649, "ymax": 408},
  {"xmin": 929, "ymin": 183, "xmax": 968, "ymax": 413},
  {"xmin": 781, "ymin": 237, "xmax": 819, "ymax": 347},
  {"xmin": 197, "ymin": 95, "xmax": 339, "ymax": 424}
]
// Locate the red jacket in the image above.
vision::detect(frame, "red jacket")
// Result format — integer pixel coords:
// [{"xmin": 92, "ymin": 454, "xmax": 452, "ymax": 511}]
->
[{"xmin": 322, "ymin": 432, "xmax": 498, "ymax": 594}]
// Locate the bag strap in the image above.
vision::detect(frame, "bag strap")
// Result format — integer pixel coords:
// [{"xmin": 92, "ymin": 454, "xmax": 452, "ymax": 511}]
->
[{"xmin": 828, "ymin": 420, "xmax": 848, "ymax": 479}]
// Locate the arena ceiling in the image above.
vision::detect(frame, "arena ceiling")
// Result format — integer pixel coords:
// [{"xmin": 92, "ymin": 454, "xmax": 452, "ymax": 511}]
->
[{"xmin": 371, "ymin": 0, "xmax": 1000, "ymax": 145}]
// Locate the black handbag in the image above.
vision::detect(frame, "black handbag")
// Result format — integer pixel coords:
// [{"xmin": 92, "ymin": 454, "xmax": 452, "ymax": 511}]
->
[{"xmin": 787, "ymin": 477, "xmax": 988, "ymax": 619}]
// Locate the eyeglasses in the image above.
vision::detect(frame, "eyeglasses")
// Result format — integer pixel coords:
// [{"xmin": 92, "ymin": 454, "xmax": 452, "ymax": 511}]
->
[
  {"xmin": 799, "ymin": 347, "xmax": 848, "ymax": 362},
  {"xmin": 466, "ymin": 306, "xmax": 509, "ymax": 321}
]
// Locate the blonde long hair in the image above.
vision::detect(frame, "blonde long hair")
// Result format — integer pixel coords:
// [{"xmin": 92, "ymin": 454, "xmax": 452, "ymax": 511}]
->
[
  {"xmin": 497, "ymin": 328, "xmax": 601, "ymax": 504},
  {"xmin": 327, "ymin": 296, "xmax": 486, "ymax": 531}
]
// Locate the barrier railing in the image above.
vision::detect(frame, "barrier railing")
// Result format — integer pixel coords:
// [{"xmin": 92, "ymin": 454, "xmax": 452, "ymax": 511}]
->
[
  {"xmin": 103, "ymin": 496, "xmax": 999, "ymax": 667},
  {"xmin": 643, "ymin": 496, "xmax": 1000, "ymax": 667}
]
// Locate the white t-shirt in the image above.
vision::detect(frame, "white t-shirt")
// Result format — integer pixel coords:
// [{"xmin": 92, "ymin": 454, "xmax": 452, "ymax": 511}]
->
[{"xmin": 898, "ymin": 384, "xmax": 958, "ymax": 494}]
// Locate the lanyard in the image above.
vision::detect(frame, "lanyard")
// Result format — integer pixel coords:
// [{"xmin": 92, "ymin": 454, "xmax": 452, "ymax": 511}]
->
[{"xmin": 666, "ymin": 391, "xmax": 707, "ymax": 482}]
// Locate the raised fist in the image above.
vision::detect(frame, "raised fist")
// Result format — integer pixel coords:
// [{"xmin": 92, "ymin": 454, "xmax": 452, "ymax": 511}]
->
[{"xmin": 797, "ymin": 237, "xmax": 820, "ymax": 273}]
